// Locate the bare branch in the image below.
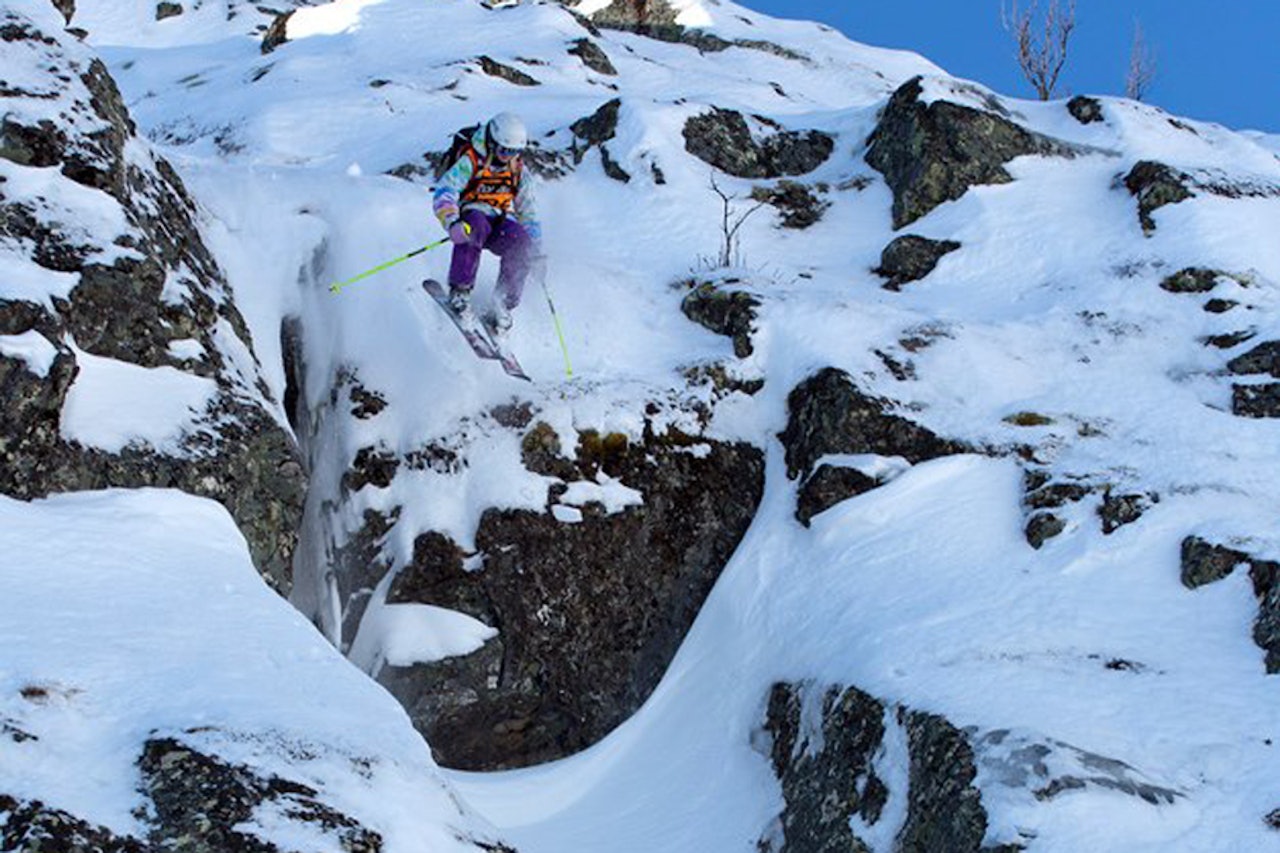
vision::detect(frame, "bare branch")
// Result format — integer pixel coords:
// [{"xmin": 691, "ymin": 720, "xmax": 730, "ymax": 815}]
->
[
  {"xmin": 708, "ymin": 173, "xmax": 766, "ymax": 268},
  {"xmin": 1125, "ymin": 20, "xmax": 1157, "ymax": 101},
  {"xmin": 1002, "ymin": 0, "xmax": 1076, "ymax": 100}
]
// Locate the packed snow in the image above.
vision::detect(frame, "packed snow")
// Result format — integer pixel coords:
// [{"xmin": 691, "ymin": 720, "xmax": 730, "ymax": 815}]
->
[{"xmin": 6, "ymin": 0, "xmax": 1280, "ymax": 850}]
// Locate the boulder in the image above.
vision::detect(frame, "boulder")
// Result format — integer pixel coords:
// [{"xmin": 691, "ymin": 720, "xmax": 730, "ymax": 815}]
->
[
  {"xmin": 1123, "ymin": 161, "xmax": 1193, "ymax": 235},
  {"xmin": 874, "ymin": 234, "xmax": 962, "ymax": 290},
  {"xmin": 1234, "ymin": 383, "xmax": 1280, "ymax": 418},
  {"xmin": 684, "ymin": 108, "xmax": 834, "ymax": 179},
  {"xmin": 751, "ymin": 180, "xmax": 831, "ymax": 229},
  {"xmin": 866, "ymin": 76, "xmax": 1070, "ymax": 229},
  {"xmin": 680, "ymin": 279, "xmax": 760, "ymax": 358},
  {"xmin": 1067, "ymin": 95, "xmax": 1104, "ymax": 124},
  {"xmin": 778, "ymin": 367, "xmax": 967, "ymax": 482}
]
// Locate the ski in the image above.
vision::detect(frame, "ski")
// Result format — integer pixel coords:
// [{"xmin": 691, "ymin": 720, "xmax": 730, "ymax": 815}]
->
[
  {"xmin": 481, "ymin": 313, "xmax": 531, "ymax": 382},
  {"xmin": 423, "ymin": 279, "xmax": 530, "ymax": 381}
]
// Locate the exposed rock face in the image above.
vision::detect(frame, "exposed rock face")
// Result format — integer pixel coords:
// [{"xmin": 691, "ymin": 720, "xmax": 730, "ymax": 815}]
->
[
  {"xmin": 1160, "ymin": 267, "xmax": 1227, "ymax": 293},
  {"xmin": 0, "ymin": 9, "xmax": 304, "ymax": 591},
  {"xmin": 1067, "ymin": 95, "xmax": 1104, "ymax": 124},
  {"xmin": 569, "ymin": 97, "xmax": 629, "ymax": 181},
  {"xmin": 261, "ymin": 10, "xmax": 294, "ymax": 54},
  {"xmin": 874, "ymin": 234, "xmax": 962, "ymax": 290},
  {"xmin": 477, "ymin": 55, "xmax": 540, "ymax": 86},
  {"xmin": 1123, "ymin": 160, "xmax": 1193, "ymax": 235},
  {"xmin": 779, "ymin": 367, "xmax": 968, "ymax": 509},
  {"xmin": 1227, "ymin": 341, "xmax": 1280, "ymax": 418},
  {"xmin": 760, "ymin": 682, "xmax": 1001, "ymax": 853},
  {"xmin": 680, "ymin": 278, "xmax": 761, "ymax": 358},
  {"xmin": 684, "ymin": 108, "xmax": 834, "ymax": 179},
  {"xmin": 379, "ymin": 420, "xmax": 765, "ymax": 770},
  {"xmin": 760, "ymin": 681, "xmax": 1182, "ymax": 853},
  {"xmin": 1181, "ymin": 536, "xmax": 1280, "ymax": 672},
  {"xmin": 140, "ymin": 738, "xmax": 384, "ymax": 853},
  {"xmin": 866, "ymin": 76, "xmax": 1071, "ymax": 229}
]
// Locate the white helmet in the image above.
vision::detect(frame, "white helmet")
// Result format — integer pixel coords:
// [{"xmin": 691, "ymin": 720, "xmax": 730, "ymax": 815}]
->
[{"xmin": 486, "ymin": 112, "xmax": 528, "ymax": 154}]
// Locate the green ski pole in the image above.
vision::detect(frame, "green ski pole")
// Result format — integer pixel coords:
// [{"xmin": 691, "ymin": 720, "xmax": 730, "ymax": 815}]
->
[
  {"xmin": 533, "ymin": 257, "xmax": 572, "ymax": 377},
  {"xmin": 328, "ymin": 237, "xmax": 450, "ymax": 294}
]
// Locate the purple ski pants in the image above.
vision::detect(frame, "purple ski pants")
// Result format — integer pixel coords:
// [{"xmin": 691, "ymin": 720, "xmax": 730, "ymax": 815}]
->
[{"xmin": 448, "ymin": 209, "xmax": 534, "ymax": 310}]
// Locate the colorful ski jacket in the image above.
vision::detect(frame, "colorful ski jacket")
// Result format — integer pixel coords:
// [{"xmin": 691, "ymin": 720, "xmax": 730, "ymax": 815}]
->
[{"xmin": 433, "ymin": 127, "xmax": 541, "ymax": 240}]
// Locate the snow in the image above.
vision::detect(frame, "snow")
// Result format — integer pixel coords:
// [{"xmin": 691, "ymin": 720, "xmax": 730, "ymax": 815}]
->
[
  {"xmin": 7, "ymin": 0, "xmax": 1280, "ymax": 849},
  {"xmin": 59, "ymin": 344, "xmax": 219, "ymax": 453},
  {"xmin": 0, "ymin": 329, "xmax": 59, "ymax": 377},
  {"xmin": 0, "ymin": 488, "xmax": 501, "ymax": 850}
]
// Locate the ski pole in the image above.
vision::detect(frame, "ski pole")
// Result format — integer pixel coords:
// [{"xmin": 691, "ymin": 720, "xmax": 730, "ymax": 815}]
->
[
  {"xmin": 537, "ymin": 270, "xmax": 572, "ymax": 377},
  {"xmin": 328, "ymin": 237, "xmax": 450, "ymax": 294}
]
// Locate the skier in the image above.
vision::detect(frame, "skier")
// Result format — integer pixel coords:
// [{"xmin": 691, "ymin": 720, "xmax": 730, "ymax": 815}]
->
[{"xmin": 433, "ymin": 111, "xmax": 542, "ymax": 338}]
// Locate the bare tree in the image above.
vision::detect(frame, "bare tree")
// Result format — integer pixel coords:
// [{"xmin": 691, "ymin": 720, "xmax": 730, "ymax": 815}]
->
[
  {"xmin": 1002, "ymin": 0, "xmax": 1077, "ymax": 100},
  {"xmin": 708, "ymin": 173, "xmax": 766, "ymax": 268},
  {"xmin": 1125, "ymin": 20, "xmax": 1157, "ymax": 101}
]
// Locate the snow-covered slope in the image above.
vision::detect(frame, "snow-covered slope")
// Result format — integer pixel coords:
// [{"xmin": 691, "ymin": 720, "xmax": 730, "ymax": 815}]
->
[{"xmin": 5, "ymin": 0, "xmax": 1280, "ymax": 850}]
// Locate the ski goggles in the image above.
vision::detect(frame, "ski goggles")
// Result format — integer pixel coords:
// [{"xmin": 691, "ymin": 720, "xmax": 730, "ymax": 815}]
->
[{"xmin": 494, "ymin": 143, "xmax": 521, "ymax": 159}]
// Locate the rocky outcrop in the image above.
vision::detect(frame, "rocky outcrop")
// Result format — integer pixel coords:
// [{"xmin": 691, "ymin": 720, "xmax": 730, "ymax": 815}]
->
[
  {"xmin": 760, "ymin": 681, "xmax": 1181, "ymax": 853},
  {"xmin": 874, "ymin": 234, "xmax": 962, "ymax": 290},
  {"xmin": 779, "ymin": 368, "xmax": 968, "ymax": 522},
  {"xmin": 752, "ymin": 180, "xmax": 831, "ymax": 229},
  {"xmin": 569, "ymin": 98, "xmax": 630, "ymax": 181},
  {"xmin": 680, "ymin": 278, "xmax": 761, "ymax": 358},
  {"xmin": 568, "ymin": 37, "xmax": 617, "ymax": 75},
  {"xmin": 866, "ymin": 76, "xmax": 1072, "ymax": 229},
  {"xmin": 1123, "ymin": 160, "xmax": 1194, "ymax": 235},
  {"xmin": 379, "ymin": 418, "xmax": 765, "ymax": 770},
  {"xmin": 0, "ymin": 9, "xmax": 304, "ymax": 591},
  {"xmin": 477, "ymin": 55, "xmax": 540, "ymax": 86},
  {"xmin": 684, "ymin": 108, "xmax": 834, "ymax": 179},
  {"xmin": 1181, "ymin": 536, "xmax": 1280, "ymax": 673},
  {"xmin": 1228, "ymin": 341, "xmax": 1280, "ymax": 418}
]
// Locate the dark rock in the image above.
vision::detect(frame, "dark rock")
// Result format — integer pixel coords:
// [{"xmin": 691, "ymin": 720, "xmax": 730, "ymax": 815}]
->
[
  {"xmin": 761, "ymin": 682, "xmax": 887, "ymax": 852},
  {"xmin": 680, "ymin": 279, "xmax": 760, "ymax": 357},
  {"xmin": 342, "ymin": 445, "xmax": 400, "ymax": 492},
  {"xmin": 898, "ymin": 709, "xmax": 992, "ymax": 853},
  {"xmin": 1067, "ymin": 95, "xmax": 1104, "ymax": 124},
  {"xmin": 683, "ymin": 108, "xmax": 834, "ymax": 179},
  {"xmin": 759, "ymin": 681, "xmax": 996, "ymax": 853},
  {"xmin": 1025, "ymin": 478, "xmax": 1092, "ymax": 510},
  {"xmin": 1181, "ymin": 536, "xmax": 1248, "ymax": 589},
  {"xmin": 0, "ymin": 794, "xmax": 147, "ymax": 852},
  {"xmin": 1266, "ymin": 808, "xmax": 1280, "ymax": 830},
  {"xmin": 0, "ymin": 12, "xmax": 305, "ymax": 592},
  {"xmin": 778, "ymin": 367, "xmax": 967, "ymax": 481},
  {"xmin": 1123, "ymin": 161, "xmax": 1194, "ymax": 235},
  {"xmin": 1248, "ymin": 559, "xmax": 1280, "ymax": 673},
  {"xmin": 874, "ymin": 234, "xmax": 961, "ymax": 290},
  {"xmin": 477, "ymin": 55, "xmax": 540, "ymax": 86},
  {"xmin": 1025, "ymin": 511, "xmax": 1066, "ymax": 549},
  {"xmin": 261, "ymin": 9, "xmax": 293, "ymax": 54},
  {"xmin": 796, "ymin": 464, "xmax": 880, "ymax": 526},
  {"xmin": 751, "ymin": 180, "xmax": 831, "ymax": 229},
  {"xmin": 1159, "ymin": 267, "xmax": 1223, "ymax": 293},
  {"xmin": 1234, "ymin": 383, "xmax": 1280, "ymax": 418},
  {"xmin": 568, "ymin": 37, "xmax": 617, "ymax": 75},
  {"xmin": 1204, "ymin": 330, "xmax": 1256, "ymax": 350},
  {"xmin": 598, "ymin": 145, "xmax": 631, "ymax": 182},
  {"xmin": 1204, "ymin": 298, "xmax": 1238, "ymax": 314},
  {"xmin": 155, "ymin": 2, "xmax": 182, "ymax": 20},
  {"xmin": 140, "ymin": 738, "xmax": 383, "ymax": 852},
  {"xmin": 333, "ymin": 508, "xmax": 399, "ymax": 646},
  {"xmin": 52, "ymin": 0, "xmax": 75, "ymax": 24},
  {"xmin": 866, "ymin": 76, "xmax": 1070, "ymax": 229},
  {"xmin": 1099, "ymin": 489, "xmax": 1155, "ymax": 534},
  {"xmin": 1227, "ymin": 341, "xmax": 1280, "ymax": 378},
  {"xmin": 570, "ymin": 99, "xmax": 627, "ymax": 180},
  {"xmin": 1179, "ymin": 537, "xmax": 1280, "ymax": 672},
  {"xmin": 379, "ymin": 422, "xmax": 765, "ymax": 769}
]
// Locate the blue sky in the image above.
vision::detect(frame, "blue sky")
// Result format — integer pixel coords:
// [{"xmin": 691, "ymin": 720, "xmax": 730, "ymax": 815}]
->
[{"xmin": 743, "ymin": 1, "xmax": 1279, "ymax": 133}]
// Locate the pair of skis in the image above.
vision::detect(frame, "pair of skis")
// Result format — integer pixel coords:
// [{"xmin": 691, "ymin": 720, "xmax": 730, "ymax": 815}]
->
[{"xmin": 422, "ymin": 279, "xmax": 529, "ymax": 381}]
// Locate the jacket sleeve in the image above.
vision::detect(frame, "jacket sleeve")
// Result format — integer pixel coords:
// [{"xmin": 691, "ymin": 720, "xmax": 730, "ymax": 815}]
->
[
  {"xmin": 432, "ymin": 155, "xmax": 474, "ymax": 229},
  {"xmin": 513, "ymin": 167, "xmax": 541, "ymax": 243}
]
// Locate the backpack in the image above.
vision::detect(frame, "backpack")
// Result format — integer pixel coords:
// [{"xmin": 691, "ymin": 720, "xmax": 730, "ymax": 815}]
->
[{"xmin": 434, "ymin": 123, "xmax": 481, "ymax": 181}]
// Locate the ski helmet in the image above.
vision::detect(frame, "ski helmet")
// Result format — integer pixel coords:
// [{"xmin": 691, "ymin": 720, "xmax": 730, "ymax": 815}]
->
[{"xmin": 486, "ymin": 112, "xmax": 528, "ymax": 156}]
